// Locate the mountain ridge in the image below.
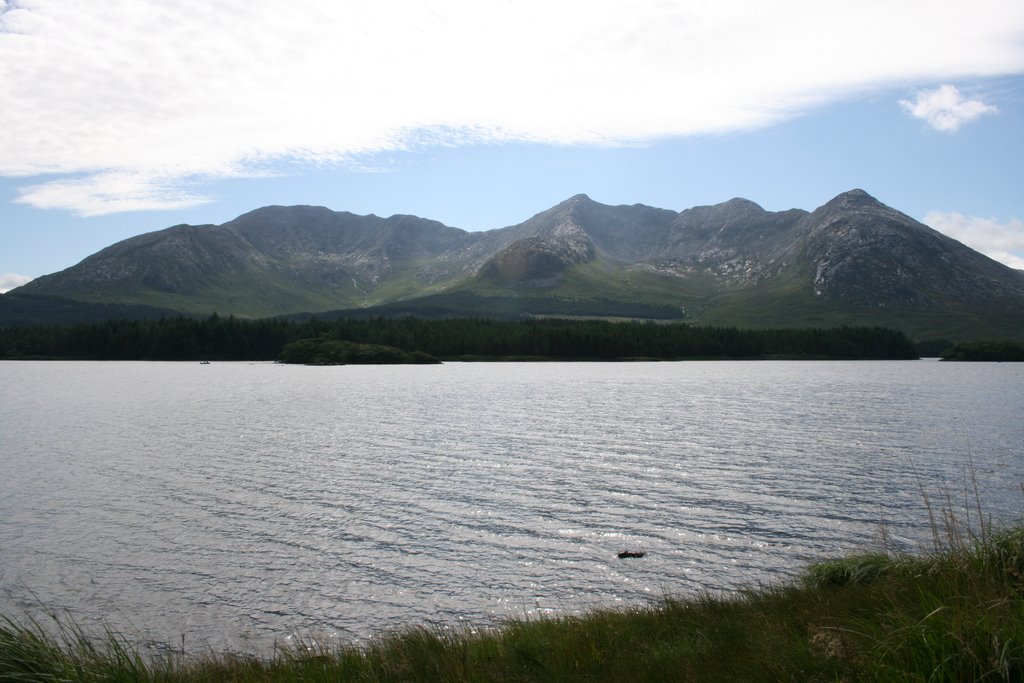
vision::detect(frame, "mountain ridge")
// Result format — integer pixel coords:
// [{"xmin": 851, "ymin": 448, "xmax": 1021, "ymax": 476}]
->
[{"xmin": 7, "ymin": 189, "xmax": 1024, "ymax": 341}]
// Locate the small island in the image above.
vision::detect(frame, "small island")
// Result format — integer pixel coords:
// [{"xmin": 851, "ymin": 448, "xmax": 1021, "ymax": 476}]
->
[{"xmin": 278, "ymin": 338, "xmax": 441, "ymax": 365}]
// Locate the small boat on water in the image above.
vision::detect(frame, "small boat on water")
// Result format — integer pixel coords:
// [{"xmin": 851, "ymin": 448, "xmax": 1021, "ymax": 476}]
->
[{"xmin": 200, "ymin": 360, "xmax": 211, "ymax": 365}]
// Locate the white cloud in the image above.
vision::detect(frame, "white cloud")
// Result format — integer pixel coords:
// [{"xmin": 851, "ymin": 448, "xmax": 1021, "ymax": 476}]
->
[
  {"xmin": 2, "ymin": 0, "xmax": 1024, "ymax": 215},
  {"xmin": 924, "ymin": 211, "xmax": 1024, "ymax": 269},
  {"xmin": 15, "ymin": 172, "xmax": 213, "ymax": 216},
  {"xmin": 0, "ymin": 273, "xmax": 33, "ymax": 293},
  {"xmin": 899, "ymin": 85, "xmax": 998, "ymax": 131}
]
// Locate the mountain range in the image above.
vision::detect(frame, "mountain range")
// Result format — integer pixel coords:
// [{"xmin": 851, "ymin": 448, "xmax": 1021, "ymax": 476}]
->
[{"xmin": 4, "ymin": 189, "xmax": 1023, "ymax": 340}]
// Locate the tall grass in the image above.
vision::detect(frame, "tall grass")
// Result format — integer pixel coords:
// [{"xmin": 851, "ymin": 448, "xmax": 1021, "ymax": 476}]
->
[{"xmin": 3, "ymin": 483, "xmax": 1022, "ymax": 681}]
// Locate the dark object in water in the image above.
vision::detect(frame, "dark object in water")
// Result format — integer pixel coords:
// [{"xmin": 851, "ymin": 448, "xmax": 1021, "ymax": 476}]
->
[{"xmin": 618, "ymin": 551, "xmax": 645, "ymax": 559}]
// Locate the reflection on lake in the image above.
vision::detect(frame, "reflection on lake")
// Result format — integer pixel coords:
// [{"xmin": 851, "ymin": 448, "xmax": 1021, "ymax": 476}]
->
[{"xmin": 1, "ymin": 360, "xmax": 1021, "ymax": 651}]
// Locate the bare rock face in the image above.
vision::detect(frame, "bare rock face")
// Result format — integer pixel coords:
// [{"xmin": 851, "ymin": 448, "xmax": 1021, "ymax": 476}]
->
[{"xmin": 658, "ymin": 199, "xmax": 806, "ymax": 287}]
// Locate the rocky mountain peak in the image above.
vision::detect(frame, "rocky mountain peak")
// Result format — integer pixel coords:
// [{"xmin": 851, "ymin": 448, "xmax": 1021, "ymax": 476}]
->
[
  {"xmin": 820, "ymin": 188, "xmax": 885, "ymax": 212},
  {"xmin": 553, "ymin": 194, "xmax": 595, "ymax": 222},
  {"xmin": 720, "ymin": 197, "xmax": 766, "ymax": 212},
  {"xmin": 676, "ymin": 196, "xmax": 768, "ymax": 225},
  {"xmin": 794, "ymin": 190, "xmax": 1024, "ymax": 308}
]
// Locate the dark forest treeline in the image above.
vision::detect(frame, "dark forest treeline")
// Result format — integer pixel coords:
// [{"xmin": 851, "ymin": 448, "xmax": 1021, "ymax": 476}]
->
[
  {"xmin": 0, "ymin": 315, "xmax": 920, "ymax": 361},
  {"xmin": 940, "ymin": 340, "xmax": 1024, "ymax": 362}
]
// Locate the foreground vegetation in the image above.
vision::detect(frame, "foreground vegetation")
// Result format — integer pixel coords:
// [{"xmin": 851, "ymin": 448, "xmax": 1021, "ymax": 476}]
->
[
  {"xmin": 3, "ymin": 522, "xmax": 1022, "ymax": 681},
  {"xmin": 0, "ymin": 314, "xmax": 919, "ymax": 361}
]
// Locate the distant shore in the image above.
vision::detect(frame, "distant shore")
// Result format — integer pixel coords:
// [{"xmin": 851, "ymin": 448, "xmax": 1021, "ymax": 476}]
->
[{"xmin": 0, "ymin": 315, "xmax": 922, "ymax": 362}]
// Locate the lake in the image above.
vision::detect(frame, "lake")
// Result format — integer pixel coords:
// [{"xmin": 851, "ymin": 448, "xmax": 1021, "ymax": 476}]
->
[{"xmin": 1, "ymin": 360, "xmax": 1021, "ymax": 652}]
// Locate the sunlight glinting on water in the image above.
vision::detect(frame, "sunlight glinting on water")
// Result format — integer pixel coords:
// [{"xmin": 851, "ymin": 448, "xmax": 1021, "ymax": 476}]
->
[{"xmin": 1, "ymin": 360, "xmax": 1021, "ymax": 651}]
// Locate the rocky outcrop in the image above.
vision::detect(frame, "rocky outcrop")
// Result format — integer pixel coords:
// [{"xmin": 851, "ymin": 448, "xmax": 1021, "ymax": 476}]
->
[{"xmin": 478, "ymin": 234, "xmax": 596, "ymax": 286}]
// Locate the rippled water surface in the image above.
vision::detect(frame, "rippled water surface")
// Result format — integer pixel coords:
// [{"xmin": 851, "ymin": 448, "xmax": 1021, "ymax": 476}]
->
[{"xmin": 1, "ymin": 360, "xmax": 1022, "ymax": 651}]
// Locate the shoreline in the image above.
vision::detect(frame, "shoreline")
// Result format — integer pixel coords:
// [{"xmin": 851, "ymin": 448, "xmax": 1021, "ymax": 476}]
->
[{"xmin": 3, "ymin": 525, "xmax": 1022, "ymax": 680}]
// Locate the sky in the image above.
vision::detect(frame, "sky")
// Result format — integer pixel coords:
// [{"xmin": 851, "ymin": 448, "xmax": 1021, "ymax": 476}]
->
[{"xmin": 2, "ymin": 0, "xmax": 1024, "ymax": 293}]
